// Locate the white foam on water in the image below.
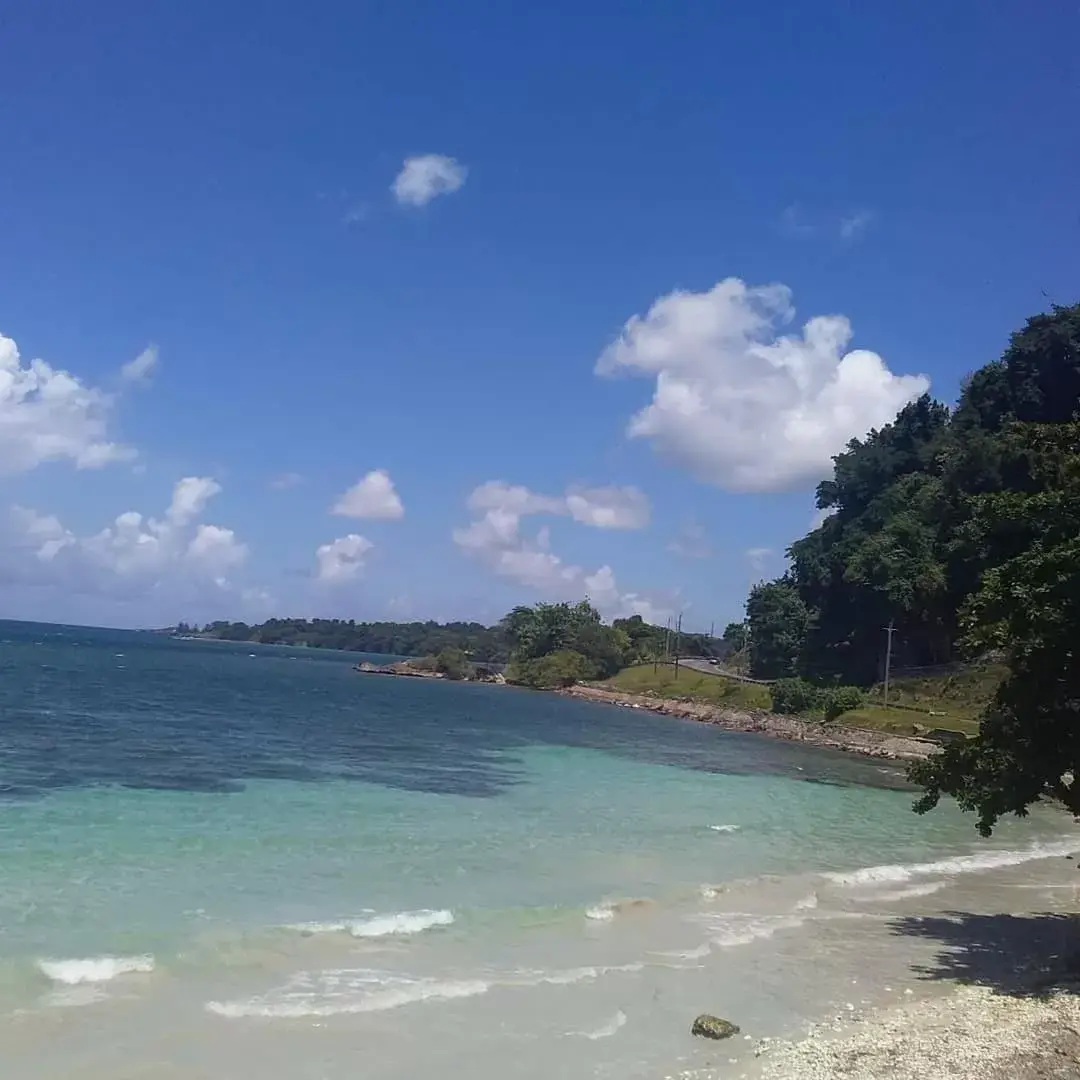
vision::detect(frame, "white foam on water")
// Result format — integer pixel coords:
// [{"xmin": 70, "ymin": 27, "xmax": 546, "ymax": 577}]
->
[
  {"xmin": 571, "ymin": 1010, "xmax": 628, "ymax": 1040},
  {"xmin": 793, "ymin": 892, "xmax": 819, "ymax": 911},
  {"xmin": 285, "ymin": 909, "xmax": 453, "ymax": 938},
  {"xmin": 654, "ymin": 943, "xmax": 712, "ymax": 961},
  {"xmin": 37, "ymin": 955, "xmax": 155, "ymax": 985},
  {"xmin": 517, "ymin": 963, "xmax": 644, "ymax": 986},
  {"xmin": 349, "ymin": 909, "xmax": 454, "ymax": 938},
  {"xmin": 585, "ymin": 904, "xmax": 615, "ymax": 921},
  {"xmin": 698, "ymin": 913, "xmax": 810, "ymax": 949},
  {"xmin": 823, "ymin": 839, "xmax": 1080, "ymax": 888},
  {"xmin": 861, "ymin": 881, "xmax": 947, "ymax": 903},
  {"xmin": 207, "ymin": 968, "xmax": 488, "ymax": 1019},
  {"xmin": 709, "ymin": 824, "xmax": 741, "ymax": 833}
]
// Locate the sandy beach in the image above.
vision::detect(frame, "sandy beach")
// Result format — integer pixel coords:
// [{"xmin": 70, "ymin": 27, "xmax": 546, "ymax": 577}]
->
[{"xmin": 562, "ymin": 684, "xmax": 936, "ymax": 761}]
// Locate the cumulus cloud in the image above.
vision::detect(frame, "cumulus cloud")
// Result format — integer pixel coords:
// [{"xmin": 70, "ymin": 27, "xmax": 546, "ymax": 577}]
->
[
  {"xmin": 596, "ymin": 278, "xmax": 929, "ymax": 493},
  {"xmin": 332, "ymin": 470, "xmax": 405, "ymax": 520},
  {"xmin": 315, "ymin": 534, "xmax": 373, "ymax": 583},
  {"xmin": 0, "ymin": 331, "xmax": 135, "ymax": 474},
  {"xmin": 0, "ymin": 477, "xmax": 248, "ymax": 599},
  {"xmin": 392, "ymin": 154, "xmax": 467, "ymax": 207},
  {"xmin": 120, "ymin": 344, "xmax": 158, "ymax": 383},
  {"xmin": 465, "ymin": 481, "xmax": 649, "ymax": 530},
  {"xmin": 454, "ymin": 480, "xmax": 669, "ymax": 622}
]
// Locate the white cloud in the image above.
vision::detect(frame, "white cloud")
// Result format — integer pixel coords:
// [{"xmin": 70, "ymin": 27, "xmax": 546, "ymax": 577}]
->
[
  {"xmin": 0, "ymin": 331, "xmax": 135, "ymax": 474},
  {"xmin": 315, "ymin": 534, "xmax": 373, "ymax": 583},
  {"xmin": 839, "ymin": 210, "xmax": 873, "ymax": 241},
  {"xmin": 465, "ymin": 481, "xmax": 649, "ymax": 530},
  {"xmin": 120, "ymin": 344, "xmax": 158, "ymax": 383},
  {"xmin": 565, "ymin": 486, "xmax": 650, "ymax": 529},
  {"xmin": 596, "ymin": 278, "xmax": 929, "ymax": 493},
  {"xmin": 453, "ymin": 481, "xmax": 669, "ymax": 622},
  {"xmin": 167, "ymin": 476, "xmax": 222, "ymax": 526},
  {"xmin": 0, "ymin": 477, "xmax": 248, "ymax": 598},
  {"xmin": 668, "ymin": 522, "xmax": 711, "ymax": 560},
  {"xmin": 332, "ymin": 469, "xmax": 405, "ymax": 520},
  {"xmin": 392, "ymin": 154, "xmax": 467, "ymax": 207}
]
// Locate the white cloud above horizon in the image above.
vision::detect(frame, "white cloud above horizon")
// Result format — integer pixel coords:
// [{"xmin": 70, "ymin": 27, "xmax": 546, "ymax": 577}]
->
[
  {"xmin": 0, "ymin": 330, "xmax": 135, "ymax": 474},
  {"xmin": 454, "ymin": 480, "xmax": 671, "ymax": 623},
  {"xmin": 392, "ymin": 154, "xmax": 467, "ymax": 207},
  {"xmin": 315, "ymin": 533, "xmax": 374, "ymax": 583},
  {"xmin": 332, "ymin": 470, "xmax": 405, "ymax": 520},
  {"xmin": 120, "ymin": 344, "xmax": 158, "ymax": 383},
  {"xmin": 596, "ymin": 277, "xmax": 929, "ymax": 493},
  {"xmin": 0, "ymin": 476, "xmax": 250, "ymax": 602}
]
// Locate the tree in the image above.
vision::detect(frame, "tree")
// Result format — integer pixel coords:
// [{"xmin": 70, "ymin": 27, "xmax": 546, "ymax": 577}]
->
[
  {"xmin": 509, "ymin": 649, "xmax": 593, "ymax": 689},
  {"xmin": 435, "ymin": 646, "xmax": 470, "ymax": 680},
  {"xmin": 746, "ymin": 579, "xmax": 811, "ymax": 678},
  {"xmin": 721, "ymin": 622, "xmax": 747, "ymax": 653},
  {"xmin": 910, "ymin": 421, "xmax": 1080, "ymax": 834}
]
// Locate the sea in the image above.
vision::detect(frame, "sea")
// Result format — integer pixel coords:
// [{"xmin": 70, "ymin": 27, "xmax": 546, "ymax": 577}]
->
[{"xmin": 1, "ymin": 619, "xmax": 1078, "ymax": 1079}]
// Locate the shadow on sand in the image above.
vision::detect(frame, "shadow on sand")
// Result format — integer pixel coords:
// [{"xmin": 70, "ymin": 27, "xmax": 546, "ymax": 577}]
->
[{"xmin": 890, "ymin": 909, "xmax": 1080, "ymax": 996}]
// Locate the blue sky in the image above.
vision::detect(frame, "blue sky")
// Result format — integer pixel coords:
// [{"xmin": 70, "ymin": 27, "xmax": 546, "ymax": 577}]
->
[{"xmin": 0, "ymin": 0, "xmax": 1075, "ymax": 630}]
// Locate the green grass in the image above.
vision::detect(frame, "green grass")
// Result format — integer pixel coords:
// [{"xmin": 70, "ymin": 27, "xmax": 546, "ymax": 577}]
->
[
  {"xmin": 838, "ymin": 704, "xmax": 980, "ymax": 738},
  {"xmin": 863, "ymin": 662, "xmax": 1005, "ymax": 722},
  {"xmin": 597, "ymin": 664, "xmax": 772, "ymax": 710},
  {"xmin": 599, "ymin": 660, "xmax": 1001, "ymax": 739}
]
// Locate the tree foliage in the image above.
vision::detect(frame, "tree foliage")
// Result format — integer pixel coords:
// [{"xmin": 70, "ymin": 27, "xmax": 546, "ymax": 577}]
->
[
  {"xmin": 435, "ymin": 646, "xmax": 471, "ymax": 680},
  {"xmin": 737, "ymin": 301, "xmax": 1080, "ymax": 832},
  {"xmin": 201, "ymin": 617, "xmax": 509, "ymax": 661}
]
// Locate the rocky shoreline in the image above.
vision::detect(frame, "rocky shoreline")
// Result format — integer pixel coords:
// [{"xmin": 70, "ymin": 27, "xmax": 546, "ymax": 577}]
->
[
  {"xmin": 757, "ymin": 983, "xmax": 1080, "ymax": 1080},
  {"xmin": 560, "ymin": 684, "xmax": 935, "ymax": 761}
]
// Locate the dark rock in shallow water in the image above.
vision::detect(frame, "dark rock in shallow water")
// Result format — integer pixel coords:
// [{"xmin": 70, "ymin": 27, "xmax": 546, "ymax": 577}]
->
[{"xmin": 691, "ymin": 1014, "xmax": 740, "ymax": 1040}]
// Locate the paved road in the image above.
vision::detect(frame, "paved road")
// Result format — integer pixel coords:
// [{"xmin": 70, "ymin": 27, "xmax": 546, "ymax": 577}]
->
[{"xmin": 674, "ymin": 658, "xmax": 773, "ymax": 685}]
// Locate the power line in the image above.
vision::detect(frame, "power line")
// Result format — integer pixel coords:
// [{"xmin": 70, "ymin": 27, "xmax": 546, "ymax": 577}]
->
[{"xmin": 882, "ymin": 619, "xmax": 898, "ymax": 710}]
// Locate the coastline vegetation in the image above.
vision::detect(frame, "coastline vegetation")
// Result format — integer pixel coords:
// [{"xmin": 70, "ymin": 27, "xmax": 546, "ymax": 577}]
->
[
  {"xmin": 182, "ymin": 303, "xmax": 1079, "ymax": 834},
  {"xmin": 734, "ymin": 301, "xmax": 1080, "ymax": 833}
]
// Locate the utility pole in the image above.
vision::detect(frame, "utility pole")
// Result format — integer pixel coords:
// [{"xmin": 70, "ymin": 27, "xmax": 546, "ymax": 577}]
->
[
  {"xmin": 882, "ymin": 619, "xmax": 897, "ymax": 710},
  {"xmin": 673, "ymin": 612, "xmax": 683, "ymax": 679}
]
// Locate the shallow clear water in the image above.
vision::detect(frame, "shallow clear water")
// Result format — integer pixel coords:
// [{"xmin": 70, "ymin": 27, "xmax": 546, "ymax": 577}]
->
[{"xmin": 1, "ymin": 620, "xmax": 1076, "ymax": 1079}]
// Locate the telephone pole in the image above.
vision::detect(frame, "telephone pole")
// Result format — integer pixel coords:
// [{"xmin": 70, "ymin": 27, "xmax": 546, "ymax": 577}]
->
[
  {"xmin": 882, "ymin": 619, "xmax": 897, "ymax": 710},
  {"xmin": 673, "ymin": 612, "xmax": 683, "ymax": 679}
]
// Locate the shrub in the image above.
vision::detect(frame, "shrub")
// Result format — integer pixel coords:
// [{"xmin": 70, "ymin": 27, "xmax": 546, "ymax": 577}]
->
[
  {"xmin": 435, "ymin": 647, "xmax": 471, "ymax": 680},
  {"xmin": 821, "ymin": 685, "xmax": 864, "ymax": 721},
  {"xmin": 770, "ymin": 677, "xmax": 822, "ymax": 714},
  {"xmin": 510, "ymin": 650, "xmax": 594, "ymax": 689}
]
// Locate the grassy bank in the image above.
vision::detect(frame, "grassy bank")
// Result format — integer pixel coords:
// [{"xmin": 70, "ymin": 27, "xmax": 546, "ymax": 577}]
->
[
  {"xmin": 596, "ymin": 662, "xmax": 1002, "ymax": 739},
  {"xmin": 597, "ymin": 664, "xmax": 771, "ymax": 710}
]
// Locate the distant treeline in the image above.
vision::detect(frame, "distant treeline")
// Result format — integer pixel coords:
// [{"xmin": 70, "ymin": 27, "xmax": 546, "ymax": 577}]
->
[
  {"xmin": 185, "ymin": 612, "xmax": 719, "ymax": 668},
  {"xmin": 190, "ymin": 618, "xmax": 510, "ymax": 661}
]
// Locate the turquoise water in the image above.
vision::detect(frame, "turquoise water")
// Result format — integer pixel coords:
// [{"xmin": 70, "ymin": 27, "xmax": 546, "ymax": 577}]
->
[{"xmin": 1, "ymin": 620, "xmax": 1076, "ymax": 1079}]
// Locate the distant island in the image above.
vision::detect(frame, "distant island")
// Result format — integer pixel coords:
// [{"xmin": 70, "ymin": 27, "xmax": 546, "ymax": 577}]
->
[{"xmin": 169, "ymin": 609, "xmax": 724, "ymax": 689}]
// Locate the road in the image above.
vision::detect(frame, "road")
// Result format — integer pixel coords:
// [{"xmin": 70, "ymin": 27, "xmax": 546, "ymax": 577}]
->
[{"xmin": 674, "ymin": 657, "xmax": 773, "ymax": 685}]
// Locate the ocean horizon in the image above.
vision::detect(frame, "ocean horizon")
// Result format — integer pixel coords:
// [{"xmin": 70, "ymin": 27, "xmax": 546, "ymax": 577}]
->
[{"xmin": 2, "ymin": 619, "xmax": 1076, "ymax": 1079}]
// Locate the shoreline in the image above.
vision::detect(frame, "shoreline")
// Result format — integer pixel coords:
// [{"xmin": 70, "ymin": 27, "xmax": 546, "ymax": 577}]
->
[
  {"xmin": 560, "ymin": 684, "xmax": 936, "ymax": 761},
  {"xmin": 758, "ymin": 981, "xmax": 1080, "ymax": 1080}
]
